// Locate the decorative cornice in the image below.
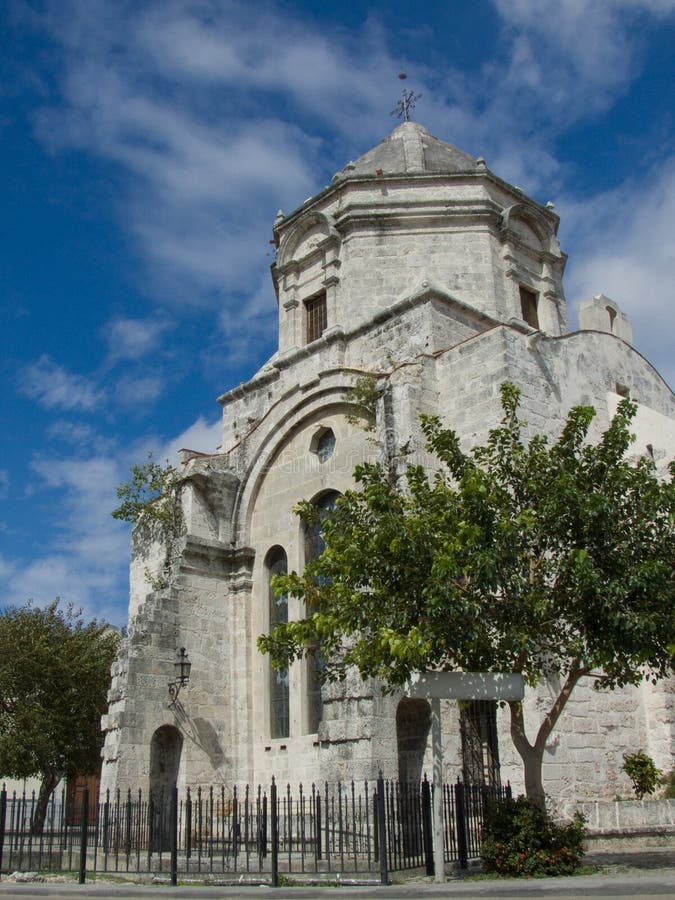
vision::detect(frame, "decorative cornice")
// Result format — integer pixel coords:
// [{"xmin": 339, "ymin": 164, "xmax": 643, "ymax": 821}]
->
[{"xmin": 177, "ymin": 536, "xmax": 255, "ymax": 580}]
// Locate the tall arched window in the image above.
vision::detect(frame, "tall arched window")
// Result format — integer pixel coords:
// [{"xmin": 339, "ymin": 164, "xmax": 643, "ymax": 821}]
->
[
  {"xmin": 267, "ymin": 546, "xmax": 289, "ymax": 739},
  {"xmin": 304, "ymin": 491, "xmax": 340, "ymax": 733}
]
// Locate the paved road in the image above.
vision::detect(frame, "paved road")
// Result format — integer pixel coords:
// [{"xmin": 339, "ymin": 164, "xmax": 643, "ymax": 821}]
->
[
  {"xmin": 0, "ymin": 869, "xmax": 674, "ymax": 900},
  {"xmin": 0, "ymin": 850, "xmax": 672, "ymax": 899}
]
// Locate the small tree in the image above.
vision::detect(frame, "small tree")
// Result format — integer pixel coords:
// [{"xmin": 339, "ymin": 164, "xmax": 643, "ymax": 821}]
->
[
  {"xmin": 0, "ymin": 601, "xmax": 120, "ymax": 832},
  {"xmin": 623, "ymin": 751, "xmax": 661, "ymax": 799},
  {"xmin": 111, "ymin": 454, "xmax": 179, "ymax": 526},
  {"xmin": 259, "ymin": 384, "xmax": 674, "ymax": 808}
]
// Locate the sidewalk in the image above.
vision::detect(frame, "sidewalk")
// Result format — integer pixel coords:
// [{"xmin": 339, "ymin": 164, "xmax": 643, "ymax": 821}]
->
[{"xmin": 0, "ymin": 849, "xmax": 673, "ymax": 899}]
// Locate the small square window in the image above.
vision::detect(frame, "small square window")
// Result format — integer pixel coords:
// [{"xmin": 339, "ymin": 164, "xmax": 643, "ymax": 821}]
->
[
  {"xmin": 519, "ymin": 286, "xmax": 539, "ymax": 329},
  {"xmin": 305, "ymin": 292, "xmax": 327, "ymax": 343}
]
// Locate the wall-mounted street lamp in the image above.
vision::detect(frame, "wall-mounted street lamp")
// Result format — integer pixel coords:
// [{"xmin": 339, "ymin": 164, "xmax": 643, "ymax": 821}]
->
[{"xmin": 168, "ymin": 647, "xmax": 191, "ymax": 705}]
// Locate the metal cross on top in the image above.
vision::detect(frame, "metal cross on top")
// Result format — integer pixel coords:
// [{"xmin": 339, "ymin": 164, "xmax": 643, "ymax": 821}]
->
[{"xmin": 391, "ymin": 73, "xmax": 422, "ymax": 122}]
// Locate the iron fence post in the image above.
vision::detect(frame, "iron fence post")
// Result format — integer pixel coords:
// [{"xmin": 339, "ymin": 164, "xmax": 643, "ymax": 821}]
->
[
  {"xmin": 186, "ymin": 788, "xmax": 192, "ymax": 859},
  {"xmin": 315, "ymin": 790, "xmax": 322, "ymax": 862},
  {"xmin": 170, "ymin": 786, "xmax": 178, "ymax": 886},
  {"xmin": 454, "ymin": 780, "xmax": 468, "ymax": 870},
  {"xmin": 270, "ymin": 778, "xmax": 278, "ymax": 887},
  {"xmin": 376, "ymin": 772, "xmax": 389, "ymax": 885},
  {"xmin": 102, "ymin": 790, "xmax": 109, "ymax": 855},
  {"xmin": 126, "ymin": 789, "xmax": 133, "ymax": 858},
  {"xmin": 421, "ymin": 776, "xmax": 434, "ymax": 876},
  {"xmin": 0, "ymin": 786, "xmax": 6, "ymax": 874},
  {"xmin": 78, "ymin": 785, "xmax": 89, "ymax": 884}
]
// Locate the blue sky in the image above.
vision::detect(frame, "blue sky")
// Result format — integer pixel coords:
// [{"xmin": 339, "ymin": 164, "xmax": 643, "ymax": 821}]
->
[{"xmin": 1, "ymin": 0, "xmax": 674, "ymax": 627}]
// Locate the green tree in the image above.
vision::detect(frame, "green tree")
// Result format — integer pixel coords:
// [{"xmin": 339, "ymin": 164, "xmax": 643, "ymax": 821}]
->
[
  {"xmin": 259, "ymin": 384, "xmax": 674, "ymax": 809},
  {"xmin": 0, "ymin": 601, "xmax": 120, "ymax": 832},
  {"xmin": 111, "ymin": 454, "xmax": 179, "ymax": 526}
]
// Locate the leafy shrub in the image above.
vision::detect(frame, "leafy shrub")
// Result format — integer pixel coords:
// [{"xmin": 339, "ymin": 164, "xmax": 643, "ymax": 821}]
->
[
  {"xmin": 623, "ymin": 751, "xmax": 661, "ymax": 800},
  {"xmin": 481, "ymin": 795, "xmax": 586, "ymax": 877},
  {"xmin": 660, "ymin": 769, "xmax": 675, "ymax": 799}
]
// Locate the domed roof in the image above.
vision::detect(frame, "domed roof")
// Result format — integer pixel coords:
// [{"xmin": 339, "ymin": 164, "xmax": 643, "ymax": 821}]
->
[{"xmin": 334, "ymin": 121, "xmax": 478, "ymax": 180}]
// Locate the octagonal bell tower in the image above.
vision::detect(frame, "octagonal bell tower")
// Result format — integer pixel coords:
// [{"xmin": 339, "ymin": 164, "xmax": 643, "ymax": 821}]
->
[{"xmin": 272, "ymin": 121, "xmax": 568, "ymax": 361}]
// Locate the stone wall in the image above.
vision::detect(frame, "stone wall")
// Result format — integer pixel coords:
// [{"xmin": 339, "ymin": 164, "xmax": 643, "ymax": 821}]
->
[{"xmin": 576, "ymin": 798, "xmax": 675, "ymax": 836}]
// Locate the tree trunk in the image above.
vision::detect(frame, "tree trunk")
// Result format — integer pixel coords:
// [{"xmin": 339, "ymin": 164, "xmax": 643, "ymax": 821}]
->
[
  {"xmin": 508, "ymin": 699, "xmax": 547, "ymax": 810},
  {"xmin": 30, "ymin": 770, "xmax": 60, "ymax": 835},
  {"xmin": 508, "ymin": 661, "xmax": 588, "ymax": 812}
]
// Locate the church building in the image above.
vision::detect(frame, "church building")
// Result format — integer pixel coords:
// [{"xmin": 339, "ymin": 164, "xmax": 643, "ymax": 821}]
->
[{"xmin": 101, "ymin": 122, "xmax": 674, "ymax": 811}]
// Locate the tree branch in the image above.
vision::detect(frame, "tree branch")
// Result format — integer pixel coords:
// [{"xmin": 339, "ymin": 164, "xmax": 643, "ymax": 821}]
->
[
  {"xmin": 508, "ymin": 698, "xmax": 533, "ymax": 757},
  {"xmin": 534, "ymin": 657, "xmax": 589, "ymax": 753}
]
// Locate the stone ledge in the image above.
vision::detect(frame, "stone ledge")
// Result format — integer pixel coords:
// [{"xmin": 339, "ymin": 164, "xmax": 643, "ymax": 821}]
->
[
  {"xmin": 577, "ymin": 798, "xmax": 675, "ymax": 833},
  {"xmin": 177, "ymin": 536, "xmax": 255, "ymax": 579}
]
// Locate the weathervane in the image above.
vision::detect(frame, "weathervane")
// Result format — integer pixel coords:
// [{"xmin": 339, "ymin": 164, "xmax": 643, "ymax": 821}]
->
[{"xmin": 391, "ymin": 73, "xmax": 421, "ymax": 123}]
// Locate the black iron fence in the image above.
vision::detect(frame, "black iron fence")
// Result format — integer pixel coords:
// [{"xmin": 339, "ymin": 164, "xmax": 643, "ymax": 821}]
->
[{"xmin": 0, "ymin": 777, "xmax": 510, "ymax": 885}]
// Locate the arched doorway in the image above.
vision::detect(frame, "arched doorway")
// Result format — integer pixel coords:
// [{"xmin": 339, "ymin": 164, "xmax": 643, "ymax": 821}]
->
[
  {"xmin": 149, "ymin": 725, "xmax": 183, "ymax": 850},
  {"xmin": 396, "ymin": 698, "xmax": 431, "ymax": 784},
  {"xmin": 396, "ymin": 698, "xmax": 431, "ymax": 855}
]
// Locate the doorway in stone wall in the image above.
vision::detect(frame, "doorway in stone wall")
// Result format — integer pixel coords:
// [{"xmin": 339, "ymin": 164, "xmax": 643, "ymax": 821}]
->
[
  {"xmin": 396, "ymin": 697, "xmax": 432, "ymax": 782},
  {"xmin": 460, "ymin": 700, "xmax": 501, "ymax": 786},
  {"xmin": 396, "ymin": 698, "xmax": 431, "ymax": 855},
  {"xmin": 149, "ymin": 725, "xmax": 183, "ymax": 850}
]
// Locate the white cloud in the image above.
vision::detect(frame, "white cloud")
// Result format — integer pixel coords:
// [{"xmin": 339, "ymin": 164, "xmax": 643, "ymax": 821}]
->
[
  {"xmin": 1, "ymin": 453, "xmax": 131, "ymax": 623},
  {"xmin": 0, "ymin": 470, "xmax": 8, "ymax": 500},
  {"xmin": 131, "ymin": 2, "xmax": 394, "ymax": 137},
  {"xmin": 115, "ymin": 374, "xmax": 165, "ymax": 407},
  {"xmin": 29, "ymin": 0, "xmax": 674, "ymax": 310},
  {"xmin": 560, "ymin": 156, "xmax": 675, "ymax": 387},
  {"xmin": 105, "ymin": 315, "xmax": 172, "ymax": 362},
  {"xmin": 492, "ymin": 0, "xmax": 675, "ymax": 108},
  {"xmin": 45, "ymin": 420, "xmax": 110, "ymax": 452},
  {"xmin": 25, "ymin": 1, "xmax": 399, "ymax": 317},
  {"xmin": 1, "ymin": 410, "xmax": 224, "ymax": 622},
  {"xmin": 158, "ymin": 415, "xmax": 223, "ymax": 460},
  {"xmin": 2, "ymin": 553, "xmax": 127, "ymax": 626},
  {"xmin": 18, "ymin": 355, "xmax": 102, "ymax": 411}
]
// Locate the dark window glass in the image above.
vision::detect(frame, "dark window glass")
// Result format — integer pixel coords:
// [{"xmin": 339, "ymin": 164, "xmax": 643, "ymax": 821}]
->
[
  {"xmin": 316, "ymin": 429, "xmax": 336, "ymax": 463},
  {"xmin": 306, "ymin": 293, "xmax": 327, "ymax": 343},
  {"xmin": 304, "ymin": 492, "xmax": 339, "ymax": 732},
  {"xmin": 268, "ymin": 547, "xmax": 289, "ymax": 739},
  {"xmin": 519, "ymin": 286, "xmax": 539, "ymax": 329}
]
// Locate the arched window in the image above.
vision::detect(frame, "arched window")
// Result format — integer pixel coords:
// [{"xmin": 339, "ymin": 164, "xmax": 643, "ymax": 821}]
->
[
  {"xmin": 304, "ymin": 491, "xmax": 340, "ymax": 733},
  {"xmin": 267, "ymin": 546, "xmax": 289, "ymax": 739}
]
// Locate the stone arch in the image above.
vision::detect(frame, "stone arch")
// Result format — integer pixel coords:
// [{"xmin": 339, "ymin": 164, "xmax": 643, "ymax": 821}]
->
[
  {"xmin": 233, "ymin": 374, "xmax": 374, "ymax": 543},
  {"xmin": 499, "ymin": 203, "xmax": 551, "ymax": 252},
  {"xmin": 277, "ymin": 211, "xmax": 340, "ymax": 270},
  {"xmin": 149, "ymin": 724, "xmax": 183, "ymax": 850}
]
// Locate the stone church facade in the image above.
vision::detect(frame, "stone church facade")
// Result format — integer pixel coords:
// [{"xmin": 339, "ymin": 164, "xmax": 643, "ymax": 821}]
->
[{"xmin": 101, "ymin": 122, "xmax": 674, "ymax": 811}]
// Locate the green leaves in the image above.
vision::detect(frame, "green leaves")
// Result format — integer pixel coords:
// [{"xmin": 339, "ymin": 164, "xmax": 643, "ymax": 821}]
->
[
  {"xmin": 259, "ymin": 381, "xmax": 674, "ymax": 694},
  {"xmin": 111, "ymin": 453, "xmax": 179, "ymax": 525},
  {"xmin": 0, "ymin": 601, "xmax": 120, "ymax": 783},
  {"xmin": 257, "ymin": 384, "xmax": 675, "ymax": 807}
]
